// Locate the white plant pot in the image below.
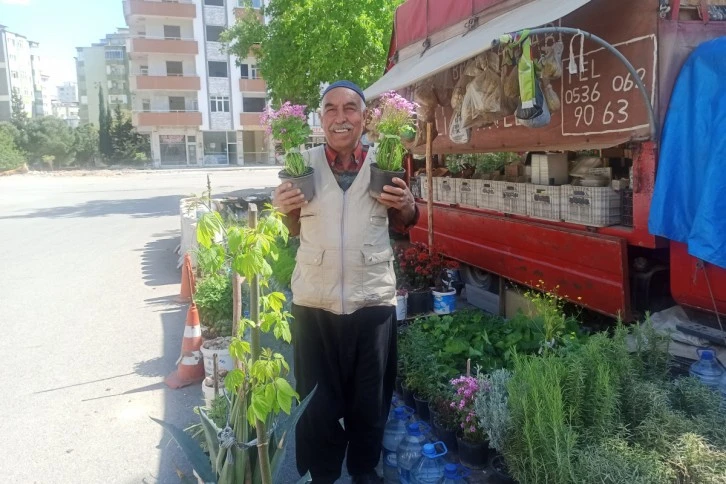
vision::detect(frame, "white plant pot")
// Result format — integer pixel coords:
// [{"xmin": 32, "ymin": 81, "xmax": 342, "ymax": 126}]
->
[
  {"xmin": 202, "ymin": 378, "xmax": 224, "ymax": 407},
  {"xmin": 200, "ymin": 337, "xmax": 235, "ymax": 377},
  {"xmin": 396, "ymin": 294, "xmax": 408, "ymax": 321},
  {"xmin": 432, "ymin": 289, "xmax": 457, "ymax": 315}
]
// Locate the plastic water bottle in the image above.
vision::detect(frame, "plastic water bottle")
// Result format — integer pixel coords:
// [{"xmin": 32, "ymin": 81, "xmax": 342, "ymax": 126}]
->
[
  {"xmin": 441, "ymin": 463, "xmax": 470, "ymax": 483},
  {"xmin": 382, "ymin": 406, "xmax": 413, "ymax": 484},
  {"xmin": 689, "ymin": 348, "xmax": 724, "ymax": 389},
  {"xmin": 411, "ymin": 442, "xmax": 448, "ymax": 484},
  {"xmin": 397, "ymin": 422, "xmax": 431, "ymax": 484}
]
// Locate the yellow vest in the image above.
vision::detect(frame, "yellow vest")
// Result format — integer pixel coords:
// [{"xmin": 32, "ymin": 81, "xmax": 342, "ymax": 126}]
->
[{"xmin": 291, "ymin": 145, "xmax": 397, "ymax": 315}]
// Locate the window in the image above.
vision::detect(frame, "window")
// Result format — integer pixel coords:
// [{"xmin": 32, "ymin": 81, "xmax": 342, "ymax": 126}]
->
[
  {"xmin": 206, "ymin": 26, "xmax": 225, "ymax": 42},
  {"xmin": 140, "ymin": 65, "xmax": 149, "ymax": 76},
  {"xmin": 166, "ymin": 61, "xmax": 183, "ymax": 76},
  {"xmin": 169, "ymin": 96, "xmax": 186, "ymax": 111},
  {"xmin": 208, "ymin": 61, "xmax": 228, "ymax": 77},
  {"xmin": 105, "ymin": 50, "xmax": 124, "ymax": 60},
  {"xmin": 242, "ymin": 97, "xmax": 265, "ymax": 112},
  {"xmin": 240, "ymin": 64, "xmax": 259, "ymax": 79},
  {"xmin": 204, "ymin": 0, "xmax": 224, "ymax": 5},
  {"xmin": 163, "ymin": 25, "xmax": 182, "ymax": 40},
  {"xmin": 210, "ymin": 96, "xmax": 230, "ymax": 112}
]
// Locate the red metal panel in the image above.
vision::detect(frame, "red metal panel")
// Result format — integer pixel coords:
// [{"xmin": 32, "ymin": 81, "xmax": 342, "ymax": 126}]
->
[
  {"xmin": 394, "ymin": 0, "xmax": 428, "ymax": 49},
  {"xmin": 670, "ymin": 242, "xmax": 726, "ymax": 315},
  {"xmin": 473, "ymin": 0, "xmax": 507, "ymax": 13},
  {"xmin": 412, "ymin": 204, "xmax": 632, "ymax": 319},
  {"xmin": 428, "ymin": 0, "xmax": 473, "ymax": 35}
]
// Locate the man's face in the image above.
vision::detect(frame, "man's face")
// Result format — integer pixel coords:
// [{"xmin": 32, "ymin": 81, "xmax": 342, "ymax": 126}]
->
[{"xmin": 321, "ymin": 87, "xmax": 365, "ymax": 153}]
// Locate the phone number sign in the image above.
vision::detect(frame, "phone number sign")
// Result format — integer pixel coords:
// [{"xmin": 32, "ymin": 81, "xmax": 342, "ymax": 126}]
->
[{"xmin": 561, "ymin": 35, "xmax": 656, "ymax": 137}]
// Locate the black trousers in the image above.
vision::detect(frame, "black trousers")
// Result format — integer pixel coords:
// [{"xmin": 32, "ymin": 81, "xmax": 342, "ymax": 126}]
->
[{"xmin": 292, "ymin": 304, "xmax": 397, "ymax": 483}]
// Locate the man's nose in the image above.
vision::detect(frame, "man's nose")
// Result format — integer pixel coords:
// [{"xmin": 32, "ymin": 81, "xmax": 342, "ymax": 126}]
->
[{"xmin": 334, "ymin": 108, "xmax": 347, "ymax": 124}]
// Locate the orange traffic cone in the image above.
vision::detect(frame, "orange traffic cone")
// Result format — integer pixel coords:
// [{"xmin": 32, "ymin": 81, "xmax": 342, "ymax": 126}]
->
[
  {"xmin": 165, "ymin": 303, "xmax": 205, "ymax": 389},
  {"xmin": 177, "ymin": 253, "xmax": 196, "ymax": 303}
]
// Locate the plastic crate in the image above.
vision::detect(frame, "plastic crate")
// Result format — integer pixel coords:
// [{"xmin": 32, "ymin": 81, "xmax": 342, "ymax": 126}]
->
[
  {"xmin": 456, "ymin": 179, "xmax": 480, "ymax": 207},
  {"xmin": 621, "ymin": 189, "xmax": 634, "ymax": 227},
  {"xmin": 410, "ymin": 175, "xmax": 421, "ymax": 199},
  {"xmin": 561, "ymin": 185, "xmax": 621, "ymax": 227},
  {"xmin": 497, "ymin": 182, "xmax": 528, "ymax": 215},
  {"xmin": 418, "ymin": 175, "xmax": 437, "ymax": 201},
  {"xmin": 476, "ymin": 180, "xmax": 500, "ymax": 210},
  {"xmin": 435, "ymin": 177, "xmax": 457, "ymax": 204},
  {"xmin": 526, "ymin": 185, "xmax": 562, "ymax": 221}
]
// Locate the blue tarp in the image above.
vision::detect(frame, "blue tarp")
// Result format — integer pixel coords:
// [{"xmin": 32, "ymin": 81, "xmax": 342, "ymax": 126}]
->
[{"xmin": 649, "ymin": 37, "xmax": 726, "ymax": 269}]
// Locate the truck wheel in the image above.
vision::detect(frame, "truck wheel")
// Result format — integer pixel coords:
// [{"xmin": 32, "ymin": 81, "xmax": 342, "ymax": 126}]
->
[{"xmin": 459, "ymin": 265, "xmax": 493, "ymax": 290}]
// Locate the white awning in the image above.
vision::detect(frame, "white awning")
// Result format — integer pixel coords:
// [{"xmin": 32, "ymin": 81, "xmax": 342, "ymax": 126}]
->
[{"xmin": 364, "ymin": 0, "xmax": 592, "ymax": 99}]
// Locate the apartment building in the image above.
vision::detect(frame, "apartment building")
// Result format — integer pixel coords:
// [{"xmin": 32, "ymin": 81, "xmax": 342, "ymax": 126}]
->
[
  {"xmin": 57, "ymin": 81, "xmax": 78, "ymax": 103},
  {"xmin": 0, "ymin": 26, "xmax": 44, "ymax": 121},
  {"xmin": 123, "ymin": 0, "xmax": 270, "ymax": 167},
  {"xmin": 76, "ymin": 29, "xmax": 132, "ymax": 126}
]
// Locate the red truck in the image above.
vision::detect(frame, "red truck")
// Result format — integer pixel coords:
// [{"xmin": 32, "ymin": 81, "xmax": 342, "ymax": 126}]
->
[{"xmin": 364, "ymin": 0, "xmax": 726, "ymax": 321}]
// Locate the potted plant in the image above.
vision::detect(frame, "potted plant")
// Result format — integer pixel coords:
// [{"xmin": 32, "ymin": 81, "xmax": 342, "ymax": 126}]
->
[
  {"xmin": 261, "ymin": 102, "xmax": 314, "ymax": 201},
  {"xmin": 474, "ymin": 369, "xmax": 515, "ymax": 483},
  {"xmin": 396, "ymin": 243, "xmax": 459, "ymax": 315},
  {"xmin": 451, "ymin": 374, "xmax": 491, "ymax": 470},
  {"xmin": 195, "ymin": 273, "xmax": 235, "ymax": 375},
  {"xmin": 429, "ymin": 390, "xmax": 460, "ymax": 453},
  {"xmin": 367, "ymin": 91, "xmax": 417, "ymax": 198}
]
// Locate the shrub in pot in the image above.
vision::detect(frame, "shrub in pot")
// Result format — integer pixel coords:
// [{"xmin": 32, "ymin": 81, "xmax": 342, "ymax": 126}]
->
[
  {"xmin": 451, "ymin": 374, "xmax": 491, "ymax": 469},
  {"xmin": 194, "ymin": 273, "xmax": 233, "ymax": 339},
  {"xmin": 396, "ymin": 243, "xmax": 459, "ymax": 315}
]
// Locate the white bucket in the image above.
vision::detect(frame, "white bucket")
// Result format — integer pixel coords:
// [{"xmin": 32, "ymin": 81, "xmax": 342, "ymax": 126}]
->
[
  {"xmin": 200, "ymin": 337, "xmax": 235, "ymax": 377},
  {"xmin": 202, "ymin": 378, "xmax": 224, "ymax": 407},
  {"xmin": 432, "ymin": 289, "xmax": 457, "ymax": 315},
  {"xmin": 396, "ymin": 294, "xmax": 408, "ymax": 321}
]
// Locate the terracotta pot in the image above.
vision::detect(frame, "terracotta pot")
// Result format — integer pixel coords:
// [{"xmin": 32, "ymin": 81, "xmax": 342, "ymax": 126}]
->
[
  {"xmin": 456, "ymin": 433, "xmax": 490, "ymax": 470},
  {"xmin": 279, "ymin": 167, "xmax": 315, "ymax": 202},
  {"xmin": 369, "ymin": 162, "xmax": 406, "ymax": 199}
]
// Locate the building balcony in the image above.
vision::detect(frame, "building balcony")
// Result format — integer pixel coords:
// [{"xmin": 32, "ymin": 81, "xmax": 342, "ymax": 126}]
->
[
  {"xmin": 240, "ymin": 113, "xmax": 264, "ymax": 129},
  {"xmin": 129, "ymin": 37, "xmax": 198, "ymax": 55},
  {"xmin": 131, "ymin": 74, "xmax": 200, "ymax": 91},
  {"xmin": 134, "ymin": 110, "xmax": 202, "ymax": 127},
  {"xmin": 124, "ymin": 0, "xmax": 196, "ymax": 24},
  {"xmin": 239, "ymin": 78, "xmax": 266, "ymax": 92}
]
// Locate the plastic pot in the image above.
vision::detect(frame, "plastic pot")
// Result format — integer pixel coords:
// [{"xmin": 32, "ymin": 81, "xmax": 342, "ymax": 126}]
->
[
  {"xmin": 401, "ymin": 381, "xmax": 416, "ymax": 409},
  {"xmin": 432, "ymin": 418, "xmax": 458, "ymax": 453},
  {"xmin": 407, "ymin": 289, "xmax": 432, "ymax": 315},
  {"xmin": 200, "ymin": 337, "xmax": 235, "ymax": 377},
  {"xmin": 369, "ymin": 162, "xmax": 406, "ymax": 199},
  {"xmin": 413, "ymin": 394, "xmax": 430, "ymax": 422},
  {"xmin": 488, "ymin": 452, "xmax": 516, "ymax": 484},
  {"xmin": 456, "ymin": 433, "xmax": 490, "ymax": 470},
  {"xmin": 432, "ymin": 289, "xmax": 457, "ymax": 315},
  {"xmin": 396, "ymin": 293, "xmax": 408, "ymax": 321},
  {"xmin": 279, "ymin": 167, "xmax": 315, "ymax": 202}
]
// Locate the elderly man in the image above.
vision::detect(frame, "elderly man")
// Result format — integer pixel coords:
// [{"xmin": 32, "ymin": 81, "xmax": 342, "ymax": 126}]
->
[{"xmin": 274, "ymin": 80, "xmax": 418, "ymax": 483}]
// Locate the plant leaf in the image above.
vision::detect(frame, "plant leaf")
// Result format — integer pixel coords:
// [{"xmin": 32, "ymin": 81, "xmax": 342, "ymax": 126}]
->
[
  {"xmin": 150, "ymin": 417, "xmax": 216, "ymax": 483},
  {"xmin": 199, "ymin": 408, "xmax": 221, "ymax": 474}
]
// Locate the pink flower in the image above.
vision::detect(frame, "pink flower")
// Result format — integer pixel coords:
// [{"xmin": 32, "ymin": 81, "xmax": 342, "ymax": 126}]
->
[{"xmin": 469, "ymin": 426, "xmax": 476, "ymax": 433}]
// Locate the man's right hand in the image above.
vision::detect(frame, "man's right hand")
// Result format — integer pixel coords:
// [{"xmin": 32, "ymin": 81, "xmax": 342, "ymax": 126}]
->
[{"xmin": 273, "ymin": 182, "xmax": 307, "ymax": 214}]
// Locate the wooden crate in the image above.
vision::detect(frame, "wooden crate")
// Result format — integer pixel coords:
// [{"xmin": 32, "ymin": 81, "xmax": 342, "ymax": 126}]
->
[
  {"xmin": 456, "ymin": 179, "xmax": 480, "ymax": 207},
  {"xmin": 561, "ymin": 185, "xmax": 621, "ymax": 227},
  {"xmin": 526, "ymin": 185, "xmax": 562, "ymax": 221}
]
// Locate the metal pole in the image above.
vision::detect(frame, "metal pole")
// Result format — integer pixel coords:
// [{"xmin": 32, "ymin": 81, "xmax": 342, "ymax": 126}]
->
[
  {"xmin": 425, "ymin": 122, "xmax": 434, "ymax": 254},
  {"xmin": 495, "ymin": 26, "xmax": 658, "ymax": 141}
]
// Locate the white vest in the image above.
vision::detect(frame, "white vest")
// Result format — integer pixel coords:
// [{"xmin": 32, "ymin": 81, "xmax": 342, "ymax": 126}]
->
[{"xmin": 291, "ymin": 145, "xmax": 397, "ymax": 315}]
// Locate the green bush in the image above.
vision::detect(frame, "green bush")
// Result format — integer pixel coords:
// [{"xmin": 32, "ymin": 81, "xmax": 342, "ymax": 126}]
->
[
  {"xmin": 0, "ymin": 124, "xmax": 25, "ymax": 171},
  {"xmin": 195, "ymin": 274, "xmax": 233, "ymax": 337}
]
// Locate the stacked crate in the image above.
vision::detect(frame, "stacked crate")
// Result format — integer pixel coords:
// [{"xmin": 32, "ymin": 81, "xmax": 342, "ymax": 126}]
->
[
  {"xmin": 561, "ymin": 185, "xmax": 621, "ymax": 227},
  {"xmin": 531, "ymin": 153, "xmax": 569, "ymax": 186},
  {"xmin": 456, "ymin": 179, "xmax": 480, "ymax": 207},
  {"xmin": 476, "ymin": 180, "xmax": 500, "ymax": 210},
  {"xmin": 418, "ymin": 175, "xmax": 437, "ymax": 201},
  {"xmin": 526, "ymin": 185, "xmax": 562, "ymax": 221},
  {"xmin": 497, "ymin": 182, "xmax": 528, "ymax": 215},
  {"xmin": 435, "ymin": 178, "xmax": 458, "ymax": 204}
]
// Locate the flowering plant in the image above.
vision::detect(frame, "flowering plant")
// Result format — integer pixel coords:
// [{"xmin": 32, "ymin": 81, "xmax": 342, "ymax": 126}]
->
[
  {"xmin": 450, "ymin": 374, "xmax": 489, "ymax": 442},
  {"xmin": 396, "ymin": 242, "xmax": 459, "ymax": 291},
  {"xmin": 260, "ymin": 102, "xmax": 312, "ymax": 177},
  {"xmin": 368, "ymin": 91, "xmax": 417, "ymax": 171}
]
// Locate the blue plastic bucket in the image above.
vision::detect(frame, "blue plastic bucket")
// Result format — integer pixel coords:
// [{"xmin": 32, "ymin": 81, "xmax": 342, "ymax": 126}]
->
[{"xmin": 433, "ymin": 290, "xmax": 456, "ymax": 314}]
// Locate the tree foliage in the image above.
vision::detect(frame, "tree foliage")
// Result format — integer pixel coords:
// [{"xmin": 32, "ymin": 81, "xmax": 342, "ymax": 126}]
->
[
  {"xmin": 98, "ymin": 86, "xmax": 113, "ymax": 158},
  {"xmin": 74, "ymin": 124, "xmax": 99, "ymax": 166},
  {"xmin": 221, "ymin": 0, "xmax": 401, "ymax": 109},
  {"xmin": 109, "ymin": 104, "xmax": 150, "ymax": 163},
  {"xmin": 0, "ymin": 122, "xmax": 26, "ymax": 170},
  {"xmin": 10, "ymin": 88, "xmax": 28, "ymax": 132},
  {"xmin": 25, "ymin": 117, "xmax": 76, "ymax": 167}
]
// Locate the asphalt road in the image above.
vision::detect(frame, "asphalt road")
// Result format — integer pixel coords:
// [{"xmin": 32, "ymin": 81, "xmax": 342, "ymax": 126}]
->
[{"xmin": 0, "ymin": 168, "xmax": 292, "ymax": 483}]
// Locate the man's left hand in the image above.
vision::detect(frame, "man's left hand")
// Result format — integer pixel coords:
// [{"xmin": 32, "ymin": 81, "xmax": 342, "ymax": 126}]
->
[{"xmin": 377, "ymin": 177, "xmax": 416, "ymax": 223}]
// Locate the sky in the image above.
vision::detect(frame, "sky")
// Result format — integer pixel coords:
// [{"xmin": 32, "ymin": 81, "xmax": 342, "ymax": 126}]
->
[{"xmin": 0, "ymin": 0, "xmax": 125, "ymax": 85}]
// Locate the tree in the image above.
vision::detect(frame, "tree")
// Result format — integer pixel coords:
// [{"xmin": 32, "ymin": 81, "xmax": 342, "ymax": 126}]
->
[
  {"xmin": 0, "ymin": 123, "xmax": 26, "ymax": 170},
  {"xmin": 73, "ymin": 124, "xmax": 99, "ymax": 166},
  {"xmin": 25, "ymin": 117, "xmax": 76, "ymax": 167},
  {"xmin": 10, "ymin": 88, "xmax": 28, "ymax": 132},
  {"xmin": 220, "ymin": 0, "xmax": 402, "ymax": 109},
  {"xmin": 109, "ymin": 104, "xmax": 150, "ymax": 163},
  {"xmin": 98, "ymin": 86, "xmax": 113, "ymax": 159}
]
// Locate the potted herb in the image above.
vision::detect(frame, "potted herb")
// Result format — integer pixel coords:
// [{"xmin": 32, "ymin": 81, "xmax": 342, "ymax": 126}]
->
[
  {"xmin": 475, "ymin": 369, "xmax": 515, "ymax": 483},
  {"xmin": 195, "ymin": 273, "xmax": 235, "ymax": 375},
  {"xmin": 451, "ymin": 374, "xmax": 491, "ymax": 470},
  {"xmin": 368, "ymin": 91, "xmax": 417, "ymax": 198},
  {"xmin": 429, "ymin": 390, "xmax": 460, "ymax": 453},
  {"xmin": 262, "ymin": 102, "xmax": 314, "ymax": 201}
]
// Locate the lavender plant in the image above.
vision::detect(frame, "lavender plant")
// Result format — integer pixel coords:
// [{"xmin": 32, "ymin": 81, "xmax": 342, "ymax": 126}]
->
[{"xmin": 474, "ymin": 369, "xmax": 512, "ymax": 452}]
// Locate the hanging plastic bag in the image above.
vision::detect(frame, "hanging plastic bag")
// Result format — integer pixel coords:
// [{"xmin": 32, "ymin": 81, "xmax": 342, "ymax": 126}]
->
[
  {"xmin": 542, "ymin": 79, "xmax": 560, "ymax": 112},
  {"xmin": 539, "ymin": 41, "xmax": 564, "ymax": 80},
  {"xmin": 433, "ymin": 69, "xmax": 455, "ymax": 108},
  {"xmin": 461, "ymin": 67, "xmax": 502, "ymax": 128},
  {"xmin": 501, "ymin": 65, "xmax": 520, "ymax": 116},
  {"xmin": 414, "ymin": 79, "xmax": 439, "ymax": 123},
  {"xmin": 406, "ymin": 119, "xmax": 439, "ymax": 149},
  {"xmin": 516, "ymin": 37, "xmax": 544, "ymax": 121},
  {"xmin": 449, "ymin": 107, "xmax": 471, "ymax": 144},
  {"xmin": 451, "ymin": 60, "xmax": 477, "ymax": 110},
  {"xmin": 520, "ymin": 80, "xmax": 551, "ymax": 128}
]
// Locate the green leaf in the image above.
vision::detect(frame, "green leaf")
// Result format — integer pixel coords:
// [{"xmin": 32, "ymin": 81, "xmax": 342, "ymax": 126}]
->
[
  {"xmin": 229, "ymin": 339, "xmax": 250, "ymax": 360},
  {"xmin": 225, "ymin": 369, "xmax": 245, "ymax": 392},
  {"xmin": 150, "ymin": 417, "xmax": 217, "ymax": 483},
  {"xmin": 274, "ymin": 377, "xmax": 298, "ymax": 399},
  {"xmin": 197, "ymin": 212, "xmax": 224, "ymax": 249},
  {"xmin": 198, "ymin": 408, "xmax": 221, "ymax": 473}
]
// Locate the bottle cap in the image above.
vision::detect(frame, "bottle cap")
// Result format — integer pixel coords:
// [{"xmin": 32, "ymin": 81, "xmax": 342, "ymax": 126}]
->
[
  {"xmin": 422, "ymin": 443, "xmax": 435, "ymax": 456},
  {"xmin": 444, "ymin": 463, "xmax": 458, "ymax": 478}
]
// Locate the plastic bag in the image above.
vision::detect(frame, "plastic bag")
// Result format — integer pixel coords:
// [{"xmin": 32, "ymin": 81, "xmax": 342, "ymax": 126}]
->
[
  {"xmin": 516, "ymin": 37, "xmax": 543, "ymax": 121},
  {"xmin": 406, "ymin": 119, "xmax": 438, "ymax": 149},
  {"xmin": 414, "ymin": 79, "xmax": 439, "ymax": 122},
  {"xmin": 520, "ymin": 81, "xmax": 551, "ymax": 128},
  {"xmin": 540, "ymin": 41, "xmax": 564, "ymax": 80},
  {"xmin": 449, "ymin": 107, "xmax": 471, "ymax": 144},
  {"xmin": 501, "ymin": 65, "xmax": 520, "ymax": 116},
  {"xmin": 542, "ymin": 79, "xmax": 560, "ymax": 112},
  {"xmin": 461, "ymin": 68, "xmax": 502, "ymax": 128}
]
